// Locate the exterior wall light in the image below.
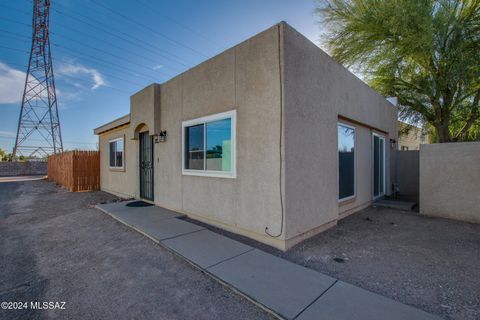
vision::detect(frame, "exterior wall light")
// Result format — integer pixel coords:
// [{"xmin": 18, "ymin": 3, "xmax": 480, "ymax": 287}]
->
[
  {"xmin": 154, "ymin": 130, "xmax": 167, "ymax": 143},
  {"xmin": 390, "ymin": 138, "xmax": 396, "ymax": 148}
]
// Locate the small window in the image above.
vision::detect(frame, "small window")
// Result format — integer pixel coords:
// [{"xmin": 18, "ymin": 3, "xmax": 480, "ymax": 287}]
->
[
  {"xmin": 338, "ymin": 123, "xmax": 355, "ymax": 200},
  {"xmin": 109, "ymin": 137, "xmax": 124, "ymax": 168},
  {"xmin": 182, "ymin": 110, "xmax": 236, "ymax": 178}
]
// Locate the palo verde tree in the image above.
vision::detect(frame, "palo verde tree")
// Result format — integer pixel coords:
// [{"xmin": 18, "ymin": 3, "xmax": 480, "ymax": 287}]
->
[{"xmin": 316, "ymin": 0, "xmax": 480, "ymax": 142}]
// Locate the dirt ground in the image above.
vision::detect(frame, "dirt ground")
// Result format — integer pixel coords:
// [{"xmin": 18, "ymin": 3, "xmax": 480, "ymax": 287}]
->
[
  {"xmin": 187, "ymin": 206, "xmax": 480, "ymax": 320},
  {"xmin": 0, "ymin": 179, "xmax": 273, "ymax": 320}
]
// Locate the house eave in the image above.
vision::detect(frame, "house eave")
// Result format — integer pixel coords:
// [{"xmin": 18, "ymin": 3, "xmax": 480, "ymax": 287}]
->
[{"xmin": 94, "ymin": 114, "xmax": 131, "ymax": 135}]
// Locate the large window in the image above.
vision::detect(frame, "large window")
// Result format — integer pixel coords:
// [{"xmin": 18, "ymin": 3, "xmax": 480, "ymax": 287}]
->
[
  {"xmin": 109, "ymin": 137, "xmax": 124, "ymax": 168},
  {"xmin": 182, "ymin": 110, "xmax": 236, "ymax": 178},
  {"xmin": 338, "ymin": 123, "xmax": 355, "ymax": 200}
]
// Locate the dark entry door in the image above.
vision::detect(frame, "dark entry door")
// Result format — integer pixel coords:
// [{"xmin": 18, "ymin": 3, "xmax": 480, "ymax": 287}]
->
[{"xmin": 139, "ymin": 131, "xmax": 154, "ymax": 201}]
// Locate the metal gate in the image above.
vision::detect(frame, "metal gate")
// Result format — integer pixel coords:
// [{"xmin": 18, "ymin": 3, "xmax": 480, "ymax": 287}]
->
[{"xmin": 139, "ymin": 131, "xmax": 154, "ymax": 201}]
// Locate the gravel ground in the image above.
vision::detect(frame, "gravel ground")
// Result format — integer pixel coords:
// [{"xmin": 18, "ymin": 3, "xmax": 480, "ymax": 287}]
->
[
  {"xmin": 185, "ymin": 206, "xmax": 480, "ymax": 320},
  {"xmin": 0, "ymin": 179, "xmax": 273, "ymax": 320}
]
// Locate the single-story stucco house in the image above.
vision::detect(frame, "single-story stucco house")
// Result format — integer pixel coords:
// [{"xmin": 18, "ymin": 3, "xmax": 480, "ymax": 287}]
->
[{"xmin": 94, "ymin": 22, "xmax": 398, "ymax": 250}]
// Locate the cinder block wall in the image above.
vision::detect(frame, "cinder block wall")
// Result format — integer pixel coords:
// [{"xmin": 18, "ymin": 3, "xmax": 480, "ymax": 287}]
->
[
  {"xmin": 0, "ymin": 161, "xmax": 47, "ymax": 177},
  {"xmin": 420, "ymin": 142, "xmax": 480, "ymax": 223}
]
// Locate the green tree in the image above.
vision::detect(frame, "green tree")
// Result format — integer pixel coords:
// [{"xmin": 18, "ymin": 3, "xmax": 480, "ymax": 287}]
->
[
  {"xmin": 0, "ymin": 148, "xmax": 13, "ymax": 162},
  {"xmin": 315, "ymin": 0, "xmax": 480, "ymax": 142}
]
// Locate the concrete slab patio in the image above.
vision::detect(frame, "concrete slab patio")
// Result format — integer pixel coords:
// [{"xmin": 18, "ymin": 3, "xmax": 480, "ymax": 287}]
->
[
  {"xmin": 96, "ymin": 201, "xmax": 203, "ymax": 241},
  {"xmin": 373, "ymin": 199, "xmax": 416, "ymax": 211},
  {"xmin": 297, "ymin": 281, "xmax": 439, "ymax": 320},
  {"xmin": 96, "ymin": 201, "xmax": 441, "ymax": 320},
  {"xmin": 208, "ymin": 249, "xmax": 336, "ymax": 319},
  {"xmin": 163, "ymin": 229, "xmax": 253, "ymax": 268}
]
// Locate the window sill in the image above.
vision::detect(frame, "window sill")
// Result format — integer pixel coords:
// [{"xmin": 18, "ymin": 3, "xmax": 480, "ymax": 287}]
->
[
  {"xmin": 338, "ymin": 196, "xmax": 356, "ymax": 206},
  {"xmin": 182, "ymin": 170, "xmax": 236, "ymax": 179},
  {"xmin": 109, "ymin": 167, "xmax": 125, "ymax": 172}
]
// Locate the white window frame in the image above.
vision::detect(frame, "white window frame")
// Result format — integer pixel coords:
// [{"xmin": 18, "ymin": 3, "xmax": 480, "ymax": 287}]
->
[
  {"xmin": 109, "ymin": 137, "xmax": 124, "ymax": 169},
  {"xmin": 372, "ymin": 132, "xmax": 386, "ymax": 199},
  {"xmin": 337, "ymin": 122, "xmax": 356, "ymax": 202},
  {"xmin": 181, "ymin": 110, "xmax": 236, "ymax": 179}
]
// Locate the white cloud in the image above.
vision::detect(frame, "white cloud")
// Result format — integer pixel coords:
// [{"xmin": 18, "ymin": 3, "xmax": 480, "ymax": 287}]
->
[
  {"xmin": 152, "ymin": 64, "xmax": 163, "ymax": 70},
  {"xmin": 0, "ymin": 62, "xmax": 26, "ymax": 104},
  {"xmin": 56, "ymin": 62, "xmax": 107, "ymax": 90},
  {"xmin": 0, "ymin": 130, "xmax": 16, "ymax": 137},
  {"xmin": 0, "ymin": 60, "xmax": 106, "ymax": 105}
]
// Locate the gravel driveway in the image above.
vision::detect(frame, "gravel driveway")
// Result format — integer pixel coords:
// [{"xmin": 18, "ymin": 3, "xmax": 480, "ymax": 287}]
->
[{"xmin": 0, "ymin": 179, "xmax": 273, "ymax": 320}]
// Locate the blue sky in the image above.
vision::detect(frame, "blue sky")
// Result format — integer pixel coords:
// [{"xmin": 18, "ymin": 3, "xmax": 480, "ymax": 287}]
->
[{"xmin": 0, "ymin": 0, "xmax": 322, "ymax": 152}]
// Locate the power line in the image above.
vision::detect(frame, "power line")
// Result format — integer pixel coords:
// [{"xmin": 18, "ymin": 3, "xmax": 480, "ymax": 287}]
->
[
  {"xmin": 0, "ymin": 34, "xmax": 158, "ymax": 87},
  {"xmin": 0, "ymin": 3, "xmax": 30, "ymax": 17},
  {"xmin": 0, "ymin": 135, "xmax": 97, "ymax": 145},
  {"xmin": 52, "ymin": 44, "xmax": 161, "ymax": 83},
  {"xmin": 2, "ymin": 58, "xmax": 134, "ymax": 95},
  {"xmin": 133, "ymin": 0, "xmax": 223, "ymax": 49},
  {"xmin": 50, "ymin": 28, "xmax": 180, "ymax": 74},
  {"xmin": 0, "ymin": 2, "xmax": 222, "ymax": 95},
  {"xmin": 1, "ymin": 4, "xmax": 191, "ymax": 71},
  {"xmin": 8, "ymin": 0, "xmax": 218, "ymax": 56},
  {"xmin": 0, "ymin": 36, "xmax": 150, "ymax": 88},
  {"xmin": 0, "ymin": 15, "xmax": 31, "ymax": 28},
  {"xmin": 52, "ymin": 58, "xmax": 148, "ymax": 90},
  {"xmin": 50, "ymin": 32, "xmax": 173, "ymax": 78},
  {"xmin": 0, "ymin": 30, "xmax": 164, "ymax": 84},
  {"xmin": 87, "ymin": 0, "xmax": 209, "ymax": 58},
  {"xmin": 1, "ymin": 45, "xmax": 150, "ymax": 92},
  {"xmin": 0, "ymin": 13, "xmax": 183, "ymax": 76},
  {"xmin": 50, "ymin": 2, "xmax": 195, "ymax": 67},
  {"xmin": 0, "ymin": 32, "xmax": 30, "ymax": 44}
]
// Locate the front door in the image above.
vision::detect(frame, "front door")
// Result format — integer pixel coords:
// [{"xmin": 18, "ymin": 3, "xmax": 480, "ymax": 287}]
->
[
  {"xmin": 139, "ymin": 131, "xmax": 154, "ymax": 201},
  {"xmin": 373, "ymin": 133, "xmax": 385, "ymax": 199}
]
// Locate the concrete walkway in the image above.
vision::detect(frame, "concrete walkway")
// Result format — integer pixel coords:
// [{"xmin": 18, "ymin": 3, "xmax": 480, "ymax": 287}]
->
[
  {"xmin": 96, "ymin": 201, "xmax": 441, "ymax": 320},
  {"xmin": 0, "ymin": 175, "xmax": 46, "ymax": 183}
]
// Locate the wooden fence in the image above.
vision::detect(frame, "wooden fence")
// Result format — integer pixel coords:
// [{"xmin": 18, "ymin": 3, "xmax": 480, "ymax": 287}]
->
[{"xmin": 47, "ymin": 151, "xmax": 100, "ymax": 192}]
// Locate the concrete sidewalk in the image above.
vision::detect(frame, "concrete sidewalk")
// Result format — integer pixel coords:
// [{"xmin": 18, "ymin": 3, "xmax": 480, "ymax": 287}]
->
[
  {"xmin": 0, "ymin": 175, "xmax": 46, "ymax": 183},
  {"xmin": 96, "ymin": 201, "xmax": 441, "ymax": 320}
]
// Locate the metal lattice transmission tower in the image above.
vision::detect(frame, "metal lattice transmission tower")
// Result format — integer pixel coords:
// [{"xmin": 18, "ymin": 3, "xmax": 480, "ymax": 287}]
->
[{"xmin": 13, "ymin": 0, "xmax": 63, "ymax": 159}]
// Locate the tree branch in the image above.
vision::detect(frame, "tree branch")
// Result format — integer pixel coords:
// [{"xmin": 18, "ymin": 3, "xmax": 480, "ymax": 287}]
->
[{"xmin": 455, "ymin": 89, "xmax": 480, "ymax": 140}]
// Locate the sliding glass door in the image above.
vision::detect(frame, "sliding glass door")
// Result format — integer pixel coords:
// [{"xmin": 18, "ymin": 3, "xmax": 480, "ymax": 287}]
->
[{"xmin": 373, "ymin": 133, "xmax": 385, "ymax": 199}]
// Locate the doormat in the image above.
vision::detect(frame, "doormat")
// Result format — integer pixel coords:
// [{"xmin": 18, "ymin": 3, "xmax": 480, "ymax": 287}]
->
[{"xmin": 126, "ymin": 201, "xmax": 154, "ymax": 208}]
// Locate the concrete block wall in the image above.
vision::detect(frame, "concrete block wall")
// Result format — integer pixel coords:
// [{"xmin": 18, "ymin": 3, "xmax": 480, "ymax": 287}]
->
[
  {"xmin": 0, "ymin": 161, "xmax": 47, "ymax": 177},
  {"xmin": 420, "ymin": 142, "xmax": 480, "ymax": 223}
]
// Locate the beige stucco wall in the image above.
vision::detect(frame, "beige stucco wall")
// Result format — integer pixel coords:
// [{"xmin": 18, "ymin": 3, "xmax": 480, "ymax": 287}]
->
[
  {"xmin": 420, "ymin": 142, "xmax": 480, "ymax": 223},
  {"xmin": 282, "ymin": 23, "xmax": 398, "ymax": 242},
  {"xmin": 130, "ymin": 84, "xmax": 161, "ymax": 138},
  {"xmin": 152, "ymin": 24, "xmax": 285, "ymax": 248},
  {"xmin": 98, "ymin": 125, "xmax": 137, "ymax": 199}
]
